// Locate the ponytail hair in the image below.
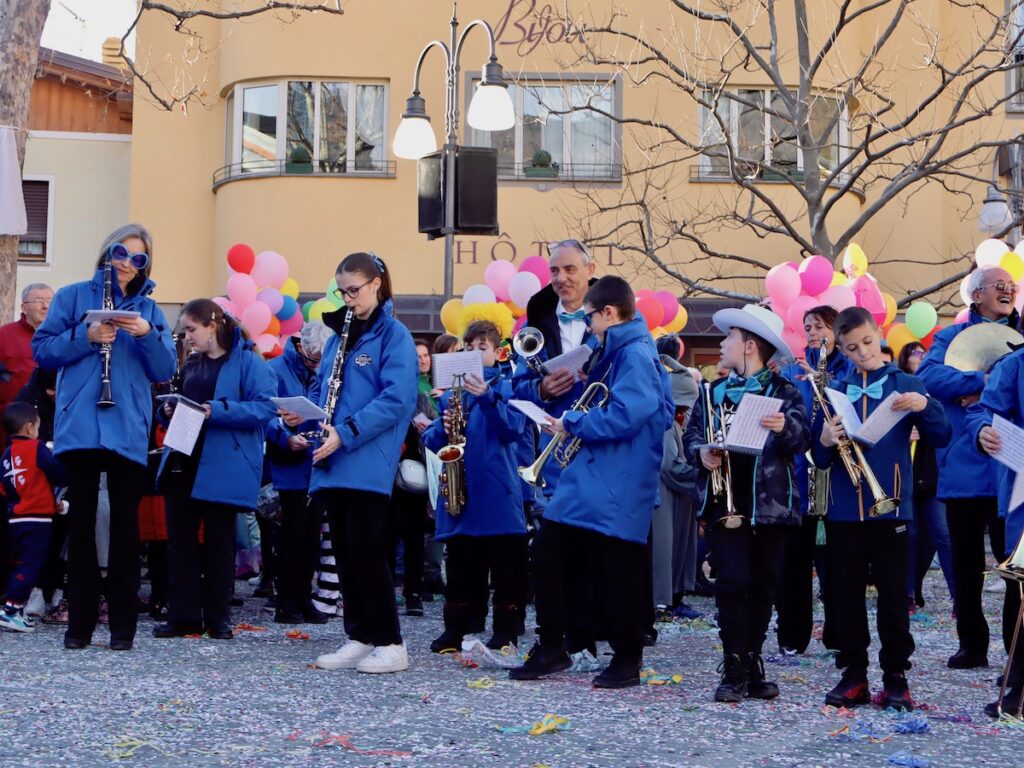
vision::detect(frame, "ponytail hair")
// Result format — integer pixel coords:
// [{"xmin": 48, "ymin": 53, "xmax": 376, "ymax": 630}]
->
[
  {"xmin": 180, "ymin": 298, "xmax": 249, "ymax": 351},
  {"xmin": 337, "ymin": 251, "xmax": 393, "ymax": 303}
]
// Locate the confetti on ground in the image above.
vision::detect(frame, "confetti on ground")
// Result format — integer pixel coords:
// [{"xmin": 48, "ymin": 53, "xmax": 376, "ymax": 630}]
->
[
  {"xmin": 467, "ymin": 677, "xmax": 497, "ymax": 689},
  {"xmin": 640, "ymin": 667, "xmax": 684, "ymax": 685},
  {"xmin": 234, "ymin": 623, "xmax": 267, "ymax": 633},
  {"xmin": 284, "ymin": 629, "xmax": 310, "ymax": 640},
  {"xmin": 496, "ymin": 714, "xmax": 571, "ymax": 736},
  {"xmin": 888, "ymin": 751, "xmax": 931, "ymax": 767}
]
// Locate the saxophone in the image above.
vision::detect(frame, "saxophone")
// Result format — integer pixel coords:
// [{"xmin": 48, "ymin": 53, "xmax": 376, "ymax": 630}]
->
[
  {"xmin": 314, "ymin": 308, "xmax": 353, "ymax": 469},
  {"xmin": 808, "ymin": 338, "xmax": 831, "ymax": 517},
  {"xmin": 439, "ymin": 373, "xmax": 468, "ymax": 515}
]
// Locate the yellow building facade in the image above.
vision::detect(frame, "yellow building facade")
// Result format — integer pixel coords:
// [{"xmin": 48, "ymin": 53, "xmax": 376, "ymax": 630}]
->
[{"xmin": 128, "ymin": 0, "xmax": 1024, "ymax": 357}]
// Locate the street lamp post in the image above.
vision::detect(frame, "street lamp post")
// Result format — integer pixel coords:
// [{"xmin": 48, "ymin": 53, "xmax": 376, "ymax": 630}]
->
[
  {"xmin": 392, "ymin": 3, "xmax": 515, "ymax": 301},
  {"xmin": 978, "ymin": 143, "xmax": 1023, "ymax": 246}
]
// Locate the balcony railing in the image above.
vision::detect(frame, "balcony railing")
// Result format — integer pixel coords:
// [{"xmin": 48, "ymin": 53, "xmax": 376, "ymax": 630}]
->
[
  {"xmin": 496, "ymin": 162, "xmax": 622, "ymax": 182},
  {"xmin": 688, "ymin": 164, "xmax": 864, "ymax": 199},
  {"xmin": 212, "ymin": 159, "xmax": 396, "ymax": 190}
]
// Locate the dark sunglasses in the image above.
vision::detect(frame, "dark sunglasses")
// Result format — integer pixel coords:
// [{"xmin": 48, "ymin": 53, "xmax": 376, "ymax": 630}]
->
[
  {"xmin": 108, "ymin": 242, "xmax": 150, "ymax": 270},
  {"xmin": 582, "ymin": 308, "xmax": 601, "ymax": 328},
  {"xmin": 547, "ymin": 238, "xmax": 591, "ymax": 260}
]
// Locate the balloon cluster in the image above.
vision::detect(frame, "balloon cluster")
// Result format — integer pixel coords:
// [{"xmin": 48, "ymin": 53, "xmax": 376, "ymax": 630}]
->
[
  {"xmin": 214, "ymin": 244, "xmax": 303, "ymax": 358},
  {"xmin": 953, "ymin": 238, "xmax": 1024, "ymax": 323},
  {"xmin": 636, "ymin": 290, "xmax": 688, "ymax": 352},
  {"xmin": 438, "ymin": 256, "xmax": 552, "ymax": 338}
]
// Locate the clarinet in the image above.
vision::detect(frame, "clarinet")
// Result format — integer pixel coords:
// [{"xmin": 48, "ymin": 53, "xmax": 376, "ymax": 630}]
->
[
  {"xmin": 97, "ymin": 248, "xmax": 115, "ymax": 408},
  {"xmin": 314, "ymin": 307, "xmax": 354, "ymax": 468}
]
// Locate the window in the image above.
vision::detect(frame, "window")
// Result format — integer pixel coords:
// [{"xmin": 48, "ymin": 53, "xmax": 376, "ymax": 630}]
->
[
  {"xmin": 471, "ymin": 77, "xmax": 620, "ymax": 181},
  {"xmin": 698, "ymin": 89, "xmax": 847, "ymax": 180},
  {"xmin": 1010, "ymin": 1, "xmax": 1024, "ymax": 106},
  {"xmin": 241, "ymin": 84, "xmax": 277, "ymax": 171},
  {"xmin": 18, "ymin": 179, "xmax": 51, "ymax": 264}
]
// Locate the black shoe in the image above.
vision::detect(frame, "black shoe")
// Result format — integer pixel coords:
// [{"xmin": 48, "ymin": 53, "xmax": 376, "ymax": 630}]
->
[
  {"xmin": 593, "ymin": 655, "xmax": 642, "ymax": 689},
  {"xmin": 148, "ymin": 601, "xmax": 168, "ymax": 621},
  {"xmin": 509, "ymin": 643, "xmax": 572, "ymax": 681},
  {"xmin": 880, "ymin": 671, "xmax": 914, "ymax": 711},
  {"xmin": 301, "ymin": 606, "xmax": 330, "ymax": 625},
  {"xmin": 486, "ymin": 632, "xmax": 517, "ymax": 650},
  {"xmin": 152, "ymin": 622, "xmax": 202, "ymax": 638},
  {"xmin": 985, "ymin": 685, "xmax": 1024, "ymax": 718},
  {"xmin": 405, "ymin": 595, "xmax": 424, "ymax": 617},
  {"xmin": 694, "ymin": 576, "xmax": 715, "ymax": 597},
  {"xmin": 430, "ymin": 629, "xmax": 463, "ymax": 654},
  {"xmin": 274, "ymin": 609, "xmax": 304, "ymax": 624},
  {"xmin": 63, "ymin": 635, "xmax": 90, "ymax": 650},
  {"xmin": 229, "ymin": 596, "xmax": 244, "ymax": 607},
  {"xmin": 643, "ymin": 627, "xmax": 658, "ymax": 647},
  {"xmin": 253, "ymin": 578, "xmax": 275, "ymax": 599},
  {"xmin": 109, "ymin": 638, "xmax": 133, "ymax": 651},
  {"xmin": 825, "ymin": 667, "xmax": 871, "ymax": 707},
  {"xmin": 744, "ymin": 653, "xmax": 779, "ymax": 700},
  {"xmin": 914, "ymin": 589, "xmax": 925, "ymax": 608},
  {"xmin": 948, "ymin": 648, "xmax": 988, "ymax": 669},
  {"xmin": 206, "ymin": 623, "xmax": 234, "ymax": 640},
  {"xmin": 714, "ymin": 654, "xmax": 747, "ymax": 702}
]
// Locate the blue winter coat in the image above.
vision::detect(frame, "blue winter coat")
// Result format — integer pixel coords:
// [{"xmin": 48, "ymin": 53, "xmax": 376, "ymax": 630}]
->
[
  {"xmin": 965, "ymin": 348, "xmax": 1024, "ymax": 552},
  {"xmin": 422, "ymin": 367, "xmax": 527, "ymax": 540},
  {"xmin": 811, "ymin": 364, "xmax": 951, "ymax": 523},
  {"xmin": 157, "ymin": 329, "xmax": 277, "ymax": 509},
  {"xmin": 265, "ymin": 339, "xmax": 317, "ymax": 491},
  {"xmin": 780, "ymin": 345, "xmax": 856, "ymax": 514},
  {"xmin": 32, "ymin": 271, "xmax": 175, "ymax": 467},
  {"xmin": 309, "ymin": 301, "xmax": 417, "ymax": 497},
  {"xmin": 544, "ymin": 316, "xmax": 674, "ymax": 544},
  {"xmin": 917, "ymin": 309, "xmax": 1018, "ymax": 500}
]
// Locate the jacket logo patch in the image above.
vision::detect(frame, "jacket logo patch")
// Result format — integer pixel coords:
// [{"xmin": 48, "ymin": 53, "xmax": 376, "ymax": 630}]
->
[{"xmin": 355, "ymin": 354, "xmax": 373, "ymax": 367}]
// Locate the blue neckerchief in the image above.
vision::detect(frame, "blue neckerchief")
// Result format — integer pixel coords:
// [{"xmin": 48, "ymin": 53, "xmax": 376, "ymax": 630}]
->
[
  {"xmin": 847, "ymin": 374, "xmax": 888, "ymax": 403},
  {"xmin": 559, "ymin": 309, "xmax": 585, "ymax": 324}
]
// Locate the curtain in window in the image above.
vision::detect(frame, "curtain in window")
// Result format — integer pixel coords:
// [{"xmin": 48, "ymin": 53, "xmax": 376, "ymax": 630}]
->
[
  {"xmin": 354, "ymin": 84, "xmax": 385, "ymax": 170},
  {"xmin": 320, "ymin": 82, "xmax": 349, "ymax": 172},
  {"xmin": 523, "ymin": 85, "xmax": 563, "ymax": 168},
  {"xmin": 570, "ymin": 83, "xmax": 614, "ymax": 177}
]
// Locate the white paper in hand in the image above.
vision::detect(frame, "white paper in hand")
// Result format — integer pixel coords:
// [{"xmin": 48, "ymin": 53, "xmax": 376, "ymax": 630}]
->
[
  {"xmin": 164, "ymin": 400, "xmax": 205, "ymax": 456},
  {"xmin": 509, "ymin": 399, "xmax": 552, "ymax": 426},
  {"xmin": 270, "ymin": 396, "xmax": 328, "ymax": 422},
  {"xmin": 543, "ymin": 346, "xmax": 592, "ymax": 381},
  {"xmin": 723, "ymin": 394, "xmax": 782, "ymax": 454},
  {"xmin": 83, "ymin": 309, "xmax": 141, "ymax": 324},
  {"xmin": 432, "ymin": 351, "xmax": 484, "ymax": 389}
]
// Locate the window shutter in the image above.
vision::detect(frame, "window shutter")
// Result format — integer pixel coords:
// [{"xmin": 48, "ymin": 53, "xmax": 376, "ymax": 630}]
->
[{"xmin": 21, "ymin": 180, "xmax": 48, "ymax": 241}]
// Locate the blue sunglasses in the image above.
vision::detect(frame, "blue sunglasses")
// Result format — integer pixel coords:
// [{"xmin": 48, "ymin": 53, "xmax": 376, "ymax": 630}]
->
[{"xmin": 108, "ymin": 242, "xmax": 149, "ymax": 270}]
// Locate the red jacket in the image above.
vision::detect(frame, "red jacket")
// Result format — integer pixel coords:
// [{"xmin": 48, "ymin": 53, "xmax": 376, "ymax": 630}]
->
[
  {"xmin": 0, "ymin": 315, "xmax": 37, "ymax": 445},
  {"xmin": 1, "ymin": 436, "xmax": 65, "ymax": 520}
]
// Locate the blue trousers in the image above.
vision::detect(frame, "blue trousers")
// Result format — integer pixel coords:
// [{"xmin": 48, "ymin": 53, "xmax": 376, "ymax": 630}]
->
[{"xmin": 4, "ymin": 519, "xmax": 51, "ymax": 605}]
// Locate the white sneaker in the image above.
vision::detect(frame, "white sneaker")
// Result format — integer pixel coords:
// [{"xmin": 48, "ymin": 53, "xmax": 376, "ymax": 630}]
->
[
  {"xmin": 356, "ymin": 642, "xmax": 409, "ymax": 674},
  {"xmin": 315, "ymin": 640, "xmax": 373, "ymax": 670},
  {"xmin": 25, "ymin": 588, "xmax": 46, "ymax": 617}
]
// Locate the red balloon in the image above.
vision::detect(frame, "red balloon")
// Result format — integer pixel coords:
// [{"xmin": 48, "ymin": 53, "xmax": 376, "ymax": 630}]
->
[
  {"xmin": 635, "ymin": 289, "xmax": 655, "ymax": 301},
  {"xmin": 636, "ymin": 296, "xmax": 663, "ymax": 330},
  {"xmin": 227, "ymin": 243, "xmax": 255, "ymax": 274},
  {"xmin": 919, "ymin": 327, "xmax": 939, "ymax": 350}
]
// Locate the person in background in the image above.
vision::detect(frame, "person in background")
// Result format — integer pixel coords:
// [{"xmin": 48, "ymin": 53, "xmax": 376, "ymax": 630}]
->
[{"xmin": 0, "ymin": 283, "xmax": 52, "ymax": 448}]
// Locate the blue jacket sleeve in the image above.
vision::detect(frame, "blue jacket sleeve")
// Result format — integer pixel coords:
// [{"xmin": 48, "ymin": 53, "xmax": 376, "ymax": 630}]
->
[
  {"xmin": 37, "ymin": 443, "xmax": 67, "ymax": 487},
  {"xmin": 343, "ymin": 328, "xmax": 417, "ymax": 451},
  {"xmin": 132, "ymin": 305, "xmax": 176, "ymax": 383},
  {"xmin": 208, "ymin": 352, "xmax": 278, "ymax": 428},
  {"xmin": 31, "ymin": 287, "xmax": 95, "ymax": 369},
  {"xmin": 903, "ymin": 375, "xmax": 952, "ymax": 448},
  {"xmin": 917, "ymin": 328, "xmax": 985, "ymax": 401},
  {"xmin": 966, "ymin": 355, "xmax": 1022, "ymax": 449},
  {"xmin": 474, "ymin": 380, "xmax": 525, "ymax": 445},
  {"xmin": 421, "ymin": 391, "xmax": 450, "ymax": 453},
  {"xmin": 562, "ymin": 351, "xmax": 661, "ymax": 443}
]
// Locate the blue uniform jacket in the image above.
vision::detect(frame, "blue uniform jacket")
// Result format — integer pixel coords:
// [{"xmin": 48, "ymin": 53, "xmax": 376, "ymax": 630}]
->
[
  {"xmin": 32, "ymin": 271, "xmax": 175, "ymax": 467},
  {"xmin": 157, "ymin": 330, "xmax": 277, "ymax": 509},
  {"xmin": 544, "ymin": 316, "xmax": 674, "ymax": 544},
  {"xmin": 309, "ymin": 300, "xmax": 417, "ymax": 497},
  {"xmin": 265, "ymin": 340, "xmax": 317, "ymax": 491},
  {"xmin": 811, "ymin": 364, "xmax": 951, "ymax": 522},
  {"xmin": 422, "ymin": 367, "xmax": 527, "ymax": 540},
  {"xmin": 780, "ymin": 345, "xmax": 856, "ymax": 514},
  {"xmin": 916, "ymin": 309, "xmax": 1018, "ymax": 500},
  {"xmin": 965, "ymin": 348, "xmax": 1024, "ymax": 552}
]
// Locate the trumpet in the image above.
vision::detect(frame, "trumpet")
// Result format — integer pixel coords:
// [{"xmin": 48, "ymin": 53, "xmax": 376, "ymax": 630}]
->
[
  {"xmin": 439, "ymin": 373, "xmax": 468, "ymax": 515},
  {"xmin": 702, "ymin": 381, "xmax": 743, "ymax": 528},
  {"xmin": 807, "ymin": 339, "xmax": 832, "ymax": 517},
  {"xmin": 518, "ymin": 380, "xmax": 610, "ymax": 488},
  {"xmin": 807, "ymin": 376, "xmax": 897, "ymax": 518},
  {"xmin": 513, "ymin": 326, "xmax": 546, "ymax": 376}
]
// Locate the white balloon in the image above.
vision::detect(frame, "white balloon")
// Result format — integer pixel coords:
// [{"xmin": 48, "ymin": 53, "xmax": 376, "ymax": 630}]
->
[
  {"xmin": 462, "ymin": 283, "xmax": 497, "ymax": 305},
  {"xmin": 508, "ymin": 271, "xmax": 542, "ymax": 308},
  {"xmin": 1015, "ymin": 239, "xmax": 1024, "ymax": 258},
  {"xmin": 960, "ymin": 274, "xmax": 973, "ymax": 306},
  {"xmin": 975, "ymin": 238, "xmax": 1010, "ymax": 268}
]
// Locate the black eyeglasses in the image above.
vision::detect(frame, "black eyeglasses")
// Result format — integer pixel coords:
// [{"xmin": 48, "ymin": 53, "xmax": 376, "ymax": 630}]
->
[
  {"xmin": 582, "ymin": 308, "xmax": 601, "ymax": 328},
  {"xmin": 981, "ymin": 281, "xmax": 1019, "ymax": 295},
  {"xmin": 547, "ymin": 239, "xmax": 591, "ymax": 260},
  {"xmin": 109, "ymin": 242, "xmax": 149, "ymax": 270},
  {"xmin": 332, "ymin": 277, "xmax": 375, "ymax": 301}
]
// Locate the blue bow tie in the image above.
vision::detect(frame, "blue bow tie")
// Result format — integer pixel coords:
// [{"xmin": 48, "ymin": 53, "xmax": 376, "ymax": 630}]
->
[
  {"xmin": 722, "ymin": 376, "xmax": 763, "ymax": 404},
  {"xmin": 559, "ymin": 309, "xmax": 585, "ymax": 324},
  {"xmin": 847, "ymin": 375, "xmax": 888, "ymax": 403}
]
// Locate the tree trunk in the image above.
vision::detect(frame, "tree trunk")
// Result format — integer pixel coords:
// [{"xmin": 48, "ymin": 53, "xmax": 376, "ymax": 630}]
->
[{"xmin": 0, "ymin": 0, "xmax": 51, "ymax": 321}]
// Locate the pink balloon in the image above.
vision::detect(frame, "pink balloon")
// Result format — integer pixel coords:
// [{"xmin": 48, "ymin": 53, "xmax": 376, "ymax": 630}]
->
[
  {"xmin": 519, "ymin": 256, "xmax": 551, "ymax": 287},
  {"xmin": 783, "ymin": 261, "xmax": 799, "ymax": 271},
  {"xmin": 484, "ymin": 260, "xmax": 518, "ymax": 302},
  {"xmin": 241, "ymin": 302, "xmax": 272, "ymax": 336},
  {"xmin": 212, "ymin": 296, "xmax": 238, "ymax": 317},
  {"xmin": 251, "ymin": 250, "xmax": 289, "ymax": 288},
  {"xmin": 955, "ymin": 307, "xmax": 971, "ymax": 324},
  {"xmin": 279, "ymin": 311, "xmax": 304, "ymax": 336},
  {"xmin": 635, "ymin": 289, "xmax": 655, "ymax": 301},
  {"xmin": 257, "ymin": 288, "xmax": 284, "ymax": 314},
  {"xmin": 508, "ymin": 271, "xmax": 542, "ymax": 308},
  {"xmin": 226, "ymin": 273, "xmax": 258, "ymax": 309},
  {"xmin": 254, "ymin": 333, "xmax": 277, "ymax": 354},
  {"xmin": 850, "ymin": 275, "xmax": 886, "ymax": 324},
  {"xmin": 817, "ymin": 284, "xmax": 857, "ymax": 312},
  {"xmin": 653, "ymin": 290, "xmax": 679, "ymax": 326},
  {"xmin": 786, "ymin": 295, "xmax": 817, "ymax": 332},
  {"xmin": 798, "ymin": 255, "xmax": 833, "ymax": 296},
  {"xmin": 513, "ymin": 315, "xmax": 527, "ymax": 334},
  {"xmin": 782, "ymin": 328, "xmax": 805, "ymax": 358},
  {"xmin": 765, "ymin": 263, "xmax": 802, "ymax": 305}
]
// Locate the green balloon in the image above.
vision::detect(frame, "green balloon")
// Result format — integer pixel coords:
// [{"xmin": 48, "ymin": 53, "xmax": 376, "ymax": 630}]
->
[
  {"xmin": 301, "ymin": 300, "xmax": 316, "ymax": 321},
  {"xmin": 325, "ymin": 278, "xmax": 344, "ymax": 308},
  {"xmin": 905, "ymin": 302, "xmax": 938, "ymax": 339}
]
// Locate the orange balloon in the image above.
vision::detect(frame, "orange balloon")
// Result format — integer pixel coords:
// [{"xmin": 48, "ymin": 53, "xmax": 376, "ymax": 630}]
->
[
  {"xmin": 882, "ymin": 293, "xmax": 897, "ymax": 326},
  {"xmin": 266, "ymin": 317, "xmax": 281, "ymax": 337},
  {"xmin": 885, "ymin": 323, "xmax": 916, "ymax": 357}
]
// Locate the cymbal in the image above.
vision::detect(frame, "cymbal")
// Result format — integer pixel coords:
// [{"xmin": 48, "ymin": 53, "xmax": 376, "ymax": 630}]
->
[{"xmin": 944, "ymin": 323, "xmax": 1024, "ymax": 372}]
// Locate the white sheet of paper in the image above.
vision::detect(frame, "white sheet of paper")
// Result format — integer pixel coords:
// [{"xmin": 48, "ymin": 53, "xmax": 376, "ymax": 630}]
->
[
  {"xmin": 424, "ymin": 448, "xmax": 442, "ymax": 510},
  {"xmin": 163, "ymin": 401, "xmax": 205, "ymax": 456},
  {"xmin": 432, "ymin": 351, "xmax": 484, "ymax": 389},
  {"xmin": 157, "ymin": 393, "xmax": 204, "ymax": 410},
  {"xmin": 991, "ymin": 415, "xmax": 1024, "ymax": 472},
  {"xmin": 825, "ymin": 388, "xmax": 863, "ymax": 434},
  {"xmin": 83, "ymin": 309, "xmax": 141, "ymax": 324},
  {"xmin": 826, "ymin": 389, "xmax": 909, "ymax": 447},
  {"xmin": 412, "ymin": 412, "xmax": 433, "ymax": 429},
  {"xmin": 543, "ymin": 345, "xmax": 592, "ymax": 381},
  {"xmin": 723, "ymin": 394, "xmax": 782, "ymax": 455},
  {"xmin": 270, "ymin": 396, "xmax": 328, "ymax": 422},
  {"xmin": 1010, "ymin": 472, "xmax": 1024, "ymax": 514},
  {"xmin": 509, "ymin": 399, "xmax": 552, "ymax": 426}
]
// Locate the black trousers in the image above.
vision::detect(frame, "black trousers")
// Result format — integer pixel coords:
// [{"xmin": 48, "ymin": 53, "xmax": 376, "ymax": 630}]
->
[
  {"xmin": 316, "ymin": 488, "xmax": 402, "ymax": 647},
  {"xmin": 62, "ymin": 449, "xmax": 146, "ymax": 644},
  {"xmin": 775, "ymin": 516, "xmax": 817, "ymax": 653},
  {"xmin": 276, "ymin": 490, "xmax": 322, "ymax": 613},
  {"xmin": 256, "ymin": 514, "xmax": 278, "ymax": 587},
  {"xmin": 533, "ymin": 518, "xmax": 646, "ymax": 660},
  {"xmin": 827, "ymin": 520, "xmax": 914, "ymax": 674},
  {"xmin": 40, "ymin": 514, "xmax": 69, "ymax": 600},
  {"xmin": 712, "ymin": 523, "xmax": 788, "ymax": 657},
  {"xmin": 444, "ymin": 534, "xmax": 528, "ymax": 637},
  {"xmin": 146, "ymin": 541, "xmax": 168, "ymax": 605},
  {"xmin": 946, "ymin": 498, "xmax": 1007, "ymax": 654},
  {"xmin": 390, "ymin": 486, "xmax": 428, "ymax": 599},
  {"xmin": 164, "ymin": 481, "xmax": 239, "ymax": 629}
]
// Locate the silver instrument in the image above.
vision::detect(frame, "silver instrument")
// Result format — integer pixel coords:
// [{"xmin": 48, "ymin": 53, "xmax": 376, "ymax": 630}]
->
[{"xmin": 314, "ymin": 307, "xmax": 353, "ymax": 468}]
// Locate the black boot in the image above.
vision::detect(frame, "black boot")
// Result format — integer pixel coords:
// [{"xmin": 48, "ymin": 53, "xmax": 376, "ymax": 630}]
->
[
  {"xmin": 985, "ymin": 684, "xmax": 1024, "ymax": 718},
  {"xmin": 880, "ymin": 671, "xmax": 914, "ymax": 711},
  {"xmin": 825, "ymin": 667, "xmax": 870, "ymax": 707},
  {"xmin": 431, "ymin": 601, "xmax": 469, "ymax": 653},
  {"xmin": 744, "ymin": 653, "xmax": 779, "ymax": 700},
  {"xmin": 714, "ymin": 654, "xmax": 747, "ymax": 703},
  {"xmin": 593, "ymin": 654, "xmax": 642, "ymax": 689},
  {"xmin": 509, "ymin": 642, "xmax": 571, "ymax": 681},
  {"xmin": 487, "ymin": 603, "xmax": 522, "ymax": 649}
]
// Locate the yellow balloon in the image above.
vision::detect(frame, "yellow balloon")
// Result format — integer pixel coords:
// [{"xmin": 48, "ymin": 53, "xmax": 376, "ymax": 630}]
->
[
  {"xmin": 664, "ymin": 305, "xmax": 688, "ymax": 333},
  {"xmin": 651, "ymin": 327, "xmax": 667, "ymax": 339},
  {"xmin": 831, "ymin": 271, "xmax": 847, "ymax": 287},
  {"xmin": 843, "ymin": 243, "xmax": 868, "ymax": 277},
  {"xmin": 882, "ymin": 293, "xmax": 898, "ymax": 327},
  {"xmin": 440, "ymin": 298, "xmax": 463, "ymax": 335},
  {"xmin": 308, "ymin": 298, "xmax": 335, "ymax": 323},
  {"xmin": 1001, "ymin": 251, "xmax": 1024, "ymax": 282},
  {"xmin": 886, "ymin": 323, "xmax": 916, "ymax": 357},
  {"xmin": 280, "ymin": 277, "xmax": 300, "ymax": 299},
  {"xmin": 505, "ymin": 300, "xmax": 525, "ymax": 318}
]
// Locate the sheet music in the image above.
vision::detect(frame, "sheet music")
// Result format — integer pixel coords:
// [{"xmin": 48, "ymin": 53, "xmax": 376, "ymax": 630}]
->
[
  {"xmin": 157, "ymin": 393, "xmax": 204, "ymax": 410},
  {"xmin": 412, "ymin": 412, "xmax": 433, "ymax": 429},
  {"xmin": 825, "ymin": 388, "xmax": 863, "ymax": 434},
  {"xmin": 543, "ymin": 345, "xmax": 592, "ymax": 381},
  {"xmin": 83, "ymin": 309, "xmax": 141, "ymax": 324},
  {"xmin": 432, "ymin": 351, "xmax": 484, "ymax": 389},
  {"xmin": 270, "ymin": 396, "xmax": 328, "ymax": 422},
  {"xmin": 723, "ymin": 394, "xmax": 782, "ymax": 455},
  {"xmin": 854, "ymin": 392, "xmax": 909, "ymax": 446},
  {"xmin": 163, "ymin": 400, "xmax": 205, "ymax": 456},
  {"xmin": 509, "ymin": 399, "xmax": 553, "ymax": 426},
  {"xmin": 992, "ymin": 413, "xmax": 1024, "ymax": 512}
]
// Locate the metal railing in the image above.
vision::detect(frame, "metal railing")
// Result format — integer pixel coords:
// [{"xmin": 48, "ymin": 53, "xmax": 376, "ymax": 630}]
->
[
  {"xmin": 212, "ymin": 159, "xmax": 396, "ymax": 190},
  {"xmin": 688, "ymin": 164, "xmax": 864, "ymax": 198},
  {"xmin": 496, "ymin": 162, "xmax": 622, "ymax": 182}
]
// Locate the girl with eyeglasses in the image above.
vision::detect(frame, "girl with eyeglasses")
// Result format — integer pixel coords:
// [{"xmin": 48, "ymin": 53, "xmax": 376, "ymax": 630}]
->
[{"xmin": 32, "ymin": 223, "xmax": 176, "ymax": 651}]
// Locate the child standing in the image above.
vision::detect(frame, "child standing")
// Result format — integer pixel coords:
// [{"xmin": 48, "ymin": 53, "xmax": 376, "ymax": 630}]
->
[
  {"xmin": 813, "ymin": 306, "xmax": 951, "ymax": 710},
  {"xmin": 0, "ymin": 402, "xmax": 66, "ymax": 632},
  {"xmin": 423, "ymin": 321, "xmax": 528, "ymax": 654}
]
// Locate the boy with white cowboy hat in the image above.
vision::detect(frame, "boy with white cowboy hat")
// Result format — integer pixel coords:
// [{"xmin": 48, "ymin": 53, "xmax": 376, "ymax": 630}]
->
[{"xmin": 682, "ymin": 304, "xmax": 810, "ymax": 704}]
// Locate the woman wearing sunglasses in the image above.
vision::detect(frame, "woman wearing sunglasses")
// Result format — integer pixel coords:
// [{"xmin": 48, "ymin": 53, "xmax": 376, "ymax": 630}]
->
[{"xmin": 32, "ymin": 223, "xmax": 176, "ymax": 651}]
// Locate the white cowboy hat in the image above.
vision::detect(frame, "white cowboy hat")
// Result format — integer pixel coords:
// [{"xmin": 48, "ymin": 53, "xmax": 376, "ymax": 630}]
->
[{"xmin": 712, "ymin": 304, "xmax": 791, "ymax": 361}]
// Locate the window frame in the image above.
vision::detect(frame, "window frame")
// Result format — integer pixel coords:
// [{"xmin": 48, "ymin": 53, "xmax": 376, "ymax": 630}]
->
[
  {"xmin": 1008, "ymin": 1, "xmax": 1024, "ymax": 111},
  {"xmin": 18, "ymin": 174, "xmax": 55, "ymax": 267}
]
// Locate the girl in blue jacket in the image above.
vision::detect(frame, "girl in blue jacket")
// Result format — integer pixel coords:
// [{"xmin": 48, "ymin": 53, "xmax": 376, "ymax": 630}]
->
[
  {"xmin": 422, "ymin": 320, "xmax": 527, "ymax": 656},
  {"xmin": 153, "ymin": 299, "xmax": 276, "ymax": 640},
  {"xmin": 32, "ymin": 223, "xmax": 176, "ymax": 652},
  {"xmin": 288, "ymin": 252, "xmax": 417, "ymax": 675}
]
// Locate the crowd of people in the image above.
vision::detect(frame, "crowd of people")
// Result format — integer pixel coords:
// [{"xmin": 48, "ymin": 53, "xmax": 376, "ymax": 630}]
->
[{"xmin": 0, "ymin": 226, "xmax": 1022, "ymax": 718}]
